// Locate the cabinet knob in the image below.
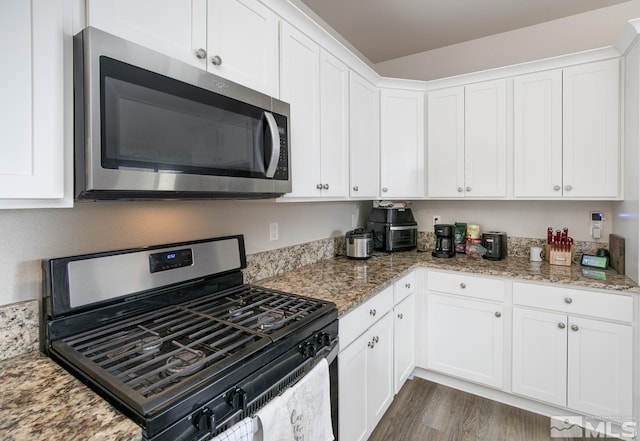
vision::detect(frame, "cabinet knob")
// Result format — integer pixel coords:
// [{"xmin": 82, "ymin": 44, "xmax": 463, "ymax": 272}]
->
[
  {"xmin": 369, "ymin": 309, "xmax": 377, "ymax": 317},
  {"xmin": 368, "ymin": 340, "xmax": 375, "ymax": 349},
  {"xmin": 571, "ymin": 324, "xmax": 579, "ymax": 332},
  {"xmin": 382, "ymin": 187, "xmax": 388, "ymax": 193},
  {"xmin": 558, "ymin": 322, "xmax": 566, "ymax": 329},
  {"xmin": 353, "ymin": 186, "xmax": 359, "ymax": 192},
  {"xmin": 373, "ymin": 336, "xmax": 379, "ymax": 343},
  {"xmin": 322, "ymin": 183, "xmax": 329, "ymax": 190},
  {"xmin": 495, "ymin": 311, "xmax": 502, "ymax": 318},
  {"xmin": 316, "ymin": 183, "xmax": 323, "ymax": 190},
  {"xmin": 405, "ymin": 282, "xmax": 411, "ymax": 289},
  {"xmin": 211, "ymin": 55, "xmax": 222, "ymax": 66},
  {"xmin": 457, "ymin": 187, "xmax": 464, "ymax": 192},
  {"xmin": 564, "ymin": 297, "xmax": 573, "ymax": 304},
  {"xmin": 397, "ymin": 313, "xmax": 404, "ymax": 319},
  {"xmin": 466, "ymin": 186, "xmax": 472, "ymax": 192},
  {"xmin": 565, "ymin": 185, "xmax": 572, "ymax": 191},
  {"xmin": 459, "ymin": 282, "xmax": 466, "ymax": 289},
  {"xmin": 195, "ymin": 48, "xmax": 207, "ymax": 59},
  {"xmin": 553, "ymin": 185, "xmax": 561, "ymax": 191}
]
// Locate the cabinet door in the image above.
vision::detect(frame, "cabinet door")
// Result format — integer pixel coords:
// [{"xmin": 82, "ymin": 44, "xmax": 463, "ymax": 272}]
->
[
  {"xmin": 0, "ymin": 0, "xmax": 67, "ymax": 205},
  {"xmin": 319, "ymin": 49, "xmax": 349, "ymax": 197},
  {"xmin": 427, "ymin": 293, "xmax": 504, "ymax": 388},
  {"xmin": 464, "ymin": 79, "xmax": 507, "ymax": 197},
  {"xmin": 380, "ymin": 88, "xmax": 425, "ymax": 198},
  {"xmin": 207, "ymin": 0, "xmax": 278, "ymax": 96},
  {"xmin": 367, "ymin": 312, "xmax": 394, "ymax": 434},
  {"xmin": 427, "ymin": 87, "xmax": 465, "ymax": 198},
  {"xmin": 280, "ymin": 23, "xmax": 321, "ymax": 197},
  {"xmin": 87, "ymin": 0, "xmax": 207, "ymax": 68},
  {"xmin": 349, "ymin": 72, "xmax": 380, "ymax": 198},
  {"xmin": 513, "ymin": 70, "xmax": 563, "ymax": 198},
  {"xmin": 394, "ymin": 293, "xmax": 416, "ymax": 394},
  {"xmin": 338, "ymin": 332, "xmax": 368, "ymax": 441},
  {"xmin": 512, "ymin": 308, "xmax": 567, "ymax": 407},
  {"xmin": 563, "ymin": 59, "xmax": 620, "ymax": 198},
  {"xmin": 567, "ymin": 317, "xmax": 632, "ymax": 417}
]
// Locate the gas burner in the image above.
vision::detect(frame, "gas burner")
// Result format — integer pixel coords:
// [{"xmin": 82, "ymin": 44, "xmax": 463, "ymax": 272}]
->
[
  {"xmin": 166, "ymin": 346, "xmax": 205, "ymax": 376},
  {"xmin": 257, "ymin": 310, "xmax": 285, "ymax": 330},
  {"xmin": 139, "ymin": 335, "xmax": 163, "ymax": 352}
]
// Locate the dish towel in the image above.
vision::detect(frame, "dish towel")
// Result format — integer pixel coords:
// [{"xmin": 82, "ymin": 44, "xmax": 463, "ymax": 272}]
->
[
  {"xmin": 211, "ymin": 417, "xmax": 256, "ymax": 441},
  {"xmin": 256, "ymin": 358, "xmax": 334, "ymax": 441}
]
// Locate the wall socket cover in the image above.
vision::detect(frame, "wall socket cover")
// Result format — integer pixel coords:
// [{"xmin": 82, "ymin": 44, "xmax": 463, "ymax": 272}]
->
[{"xmin": 433, "ymin": 215, "xmax": 441, "ymax": 225}]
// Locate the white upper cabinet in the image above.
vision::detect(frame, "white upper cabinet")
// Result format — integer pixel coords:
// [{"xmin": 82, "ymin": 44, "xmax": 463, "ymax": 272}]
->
[
  {"xmin": 563, "ymin": 59, "xmax": 620, "ymax": 198},
  {"xmin": 380, "ymin": 88, "xmax": 425, "ymax": 198},
  {"xmin": 427, "ymin": 79, "xmax": 507, "ymax": 198},
  {"xmin": 280, "ymin": 23, "xmax": 349, "ymax": 198},
  {"xmin": 87, "ymin": 0, "xmax": 278, "ymax": 96},
  {"xmin": 427, "ymin": 86, "xmax": 465, "ymax": 198},
  {"xmin": 87, "ymin": 0, "xmax": 207, "ymax": 68},
  {"xmin": 513, "ymin": 70, "xmax": 563, "ymax": 198},
  {"xmin": 207, "ymin": 0, "xmax": 278, "ymax": 96},
  {"xmin": 0, "ymin": 0, "xmax": 69, "ymax": 207},
  {"xmin": 349, "ymin": 72, "xmax": 380, "ymax": 199}
]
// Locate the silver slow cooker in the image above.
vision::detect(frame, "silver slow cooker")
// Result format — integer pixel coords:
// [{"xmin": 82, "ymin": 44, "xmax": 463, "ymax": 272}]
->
[{"xmin": 345, "ymin": 228, "xmax": 373, "ymax": 259}]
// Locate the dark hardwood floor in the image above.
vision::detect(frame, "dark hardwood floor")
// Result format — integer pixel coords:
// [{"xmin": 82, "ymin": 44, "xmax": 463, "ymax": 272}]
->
[{"xmin": 369, "ymin": 378, "xmax": 619, "ymax": 441}]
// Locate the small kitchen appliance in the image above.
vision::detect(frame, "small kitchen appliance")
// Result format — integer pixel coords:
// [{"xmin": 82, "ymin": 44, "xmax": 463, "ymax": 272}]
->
[
  {"xmin": 432, "ymin": 224, "xmax": 455, "ymax": 258},
  {"xmin": 42, "ymin": 236, "xmax": 338, "ymax": 441},
  {"xmin": 482, "ymin": 232, "xmax": 508, "ymax": 260},
  {"xmin": 366, "ymin": 207, "xmax": 418, "ymax": 252},
  {"xmin": 345, "ymin": 228, "xmax": 373, "ymax": 259}
]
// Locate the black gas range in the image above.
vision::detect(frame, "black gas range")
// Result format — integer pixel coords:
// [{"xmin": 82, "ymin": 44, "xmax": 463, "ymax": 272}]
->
[{"xmin": 42, "ymin": 235, "xmax": 338, "ymax": 441}]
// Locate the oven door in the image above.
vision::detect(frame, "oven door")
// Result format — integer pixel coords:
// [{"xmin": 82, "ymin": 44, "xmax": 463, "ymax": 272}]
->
[{"xmin": 74, "ymin": 27, "xmax": 291, "ymax": 199}]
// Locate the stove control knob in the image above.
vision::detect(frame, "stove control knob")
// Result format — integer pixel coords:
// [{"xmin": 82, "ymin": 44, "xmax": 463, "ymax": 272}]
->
[
  {"xmin": 226, "ymin": 387, "xmax": 247, "ymax": 411},
  {"xmin": 317, "ymin": 332, "xmax": 332, "ymax": 347},
  {"xmin": 193, "ymin": 407, "xmax": 215, "ymax": 432},
  {"xmin": 300, "ymin": 341, "xmax": 317, "ymax": 358}
]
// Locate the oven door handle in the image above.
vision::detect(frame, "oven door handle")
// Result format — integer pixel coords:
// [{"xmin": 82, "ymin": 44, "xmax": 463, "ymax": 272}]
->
[{"xmin": 264, "ymin": 111, "xmax": 280, "ymax": 178}]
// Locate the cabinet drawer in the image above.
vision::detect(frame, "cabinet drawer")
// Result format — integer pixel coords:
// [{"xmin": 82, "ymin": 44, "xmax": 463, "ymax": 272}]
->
[
  {"xmin": 394, "ymin": 271, "xmax": 416, "ymax": 304},
  {"xmin": 427, "ymin": 271, "xmax": 505, "ymax": 302},
  {"xmin": 513, "ymin": 282, "xmax": 632, "ymax": 323},
  {"xmin": 339, "ymin": 285, "xmax": 394, "ymax": 350}
]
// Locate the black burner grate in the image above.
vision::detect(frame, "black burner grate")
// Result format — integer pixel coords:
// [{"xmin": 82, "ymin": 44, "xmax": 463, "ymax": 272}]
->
[{"xmin": 60, "ymin": 285, "xmax": 327, "ymax": 399}]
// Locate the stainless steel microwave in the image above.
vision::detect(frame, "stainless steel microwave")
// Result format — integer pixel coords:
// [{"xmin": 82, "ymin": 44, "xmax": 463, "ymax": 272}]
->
[{"xmin": 74, "ymin": 27, "xmax": 290, "ymax": 200}]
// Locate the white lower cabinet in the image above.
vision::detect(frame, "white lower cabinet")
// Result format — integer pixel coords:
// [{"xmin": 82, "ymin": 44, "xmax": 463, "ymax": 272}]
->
[
  {"xmin": 339, "ymin": 311, "xmax": 393, "ymax": 441},
  {"xmin": 394, "ymin": 293, "xmax": 416, "ymax": 394},
  {"xmin": 512, "ymin": 283, "xmax": 633, "ymax": 418}
]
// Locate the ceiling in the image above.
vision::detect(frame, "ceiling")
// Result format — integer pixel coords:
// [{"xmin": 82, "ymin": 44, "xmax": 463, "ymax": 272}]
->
[{"xmin": 299, "ymin": 0, "xmax": 631, "ymax": 63}]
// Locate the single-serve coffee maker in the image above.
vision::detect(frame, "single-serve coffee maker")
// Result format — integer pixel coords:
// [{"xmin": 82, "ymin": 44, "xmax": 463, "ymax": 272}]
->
[{"xmin": 432, "ymin": 224, "xmax": 455, "ymax": 258}]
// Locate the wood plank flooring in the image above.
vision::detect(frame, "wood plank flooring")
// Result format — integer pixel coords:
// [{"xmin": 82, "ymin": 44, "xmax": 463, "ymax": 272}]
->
[{"xmin": 368, "ymin": 378, "xmax": 619, "ymax": 441}]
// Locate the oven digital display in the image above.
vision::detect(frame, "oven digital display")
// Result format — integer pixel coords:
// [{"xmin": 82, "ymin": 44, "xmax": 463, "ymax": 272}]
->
[{"xmin": 149, "ymin": 248, "xmax": 193, "ymax": 273}]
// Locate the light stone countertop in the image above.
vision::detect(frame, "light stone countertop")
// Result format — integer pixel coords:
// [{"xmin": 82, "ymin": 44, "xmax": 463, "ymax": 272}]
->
[{"xmin": 0, "ymin": 252, "xmax": 636, "ymax": 440}]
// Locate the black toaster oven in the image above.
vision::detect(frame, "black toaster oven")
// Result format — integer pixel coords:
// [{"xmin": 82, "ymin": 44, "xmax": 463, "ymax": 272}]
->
[{"xmin": 366, "ymin": 207, "xmax": 418, "ymax": 252}]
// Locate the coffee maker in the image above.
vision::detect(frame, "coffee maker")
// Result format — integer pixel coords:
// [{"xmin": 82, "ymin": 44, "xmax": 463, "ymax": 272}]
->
[{"xmin": 432, "ymin": 224, "xmax": 455, "ymax": 258}]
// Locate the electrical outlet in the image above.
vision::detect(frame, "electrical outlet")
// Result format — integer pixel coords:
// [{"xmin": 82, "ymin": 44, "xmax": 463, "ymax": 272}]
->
[
  {"xmin": 269, "ymin": 222, "xmax": 278, "ymax": 241},
  {"xmin": 433, "ymin": 215, "xmax": 441, "ymax": 226}
]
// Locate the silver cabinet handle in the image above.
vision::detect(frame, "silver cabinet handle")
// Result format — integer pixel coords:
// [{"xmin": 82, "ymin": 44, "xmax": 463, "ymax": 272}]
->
[
  {"xmin": 459, "ymin": 282, "xmax": 466, "ymax": 289},
  {"xmin": 405, "ymin": 283, "xmax": 411, "ymax": 289},
  {"xmin": 382, "ymin": 187, "xmax": 388, "ymax": 193},
  {"xmin": 558, "ymin": 322, "xmax": 566, "ymax": 329},
  {"xmin": 322, "ymin": 183, "xmax": 329, "ymax": 190},
  {"xmin": 368, "ymin": 340, "xmax": 375, "ymax": 349},
  {"xmin": 571, "ymin": 324, "xmax": 579, "ymax": 332},
  {"xmin": 565, "ymin": 185, "xmax": 572, "ymax": 191},
  {"xmin": 316, "ymin": 183, "xmax": 323, "ymax": 190},
  {"xmin": 564, "ymin": 297, "xmax": 573, "ymax": 304},
  {"xmin": 466, "ymin": 186, "xmax": 472, "ymax": 192},
  {"xmin": 211, "ymin": 55, "xmax": 222, "ymax": 66},
  {"xmin": 373, "ymin": 336, "xmax": 379, "ymax": 343},
  {"xmin": 457, "ymin": 187, "xmax": 464, "ymax": 192},
  {"xmin": 495, "ymin": 311, "xmax": 502, "ymax": 318},
  {"xmin": 553, "ymin": 185, "xmax": 561, "ymax": 191},
  {"xmin": 353, "ymin": 186, "xmax": 359, "ymax": 192},
  {"xmin": 397, "ymin": 313, "xmax": 403, "ymax": 319},
  {"xmin": 369, "ymin": 309, "xmax": 377, "ymax": 317},
  {"xmin": 195, "ymin": 48, "xmax": 207, "ymax": 59}
]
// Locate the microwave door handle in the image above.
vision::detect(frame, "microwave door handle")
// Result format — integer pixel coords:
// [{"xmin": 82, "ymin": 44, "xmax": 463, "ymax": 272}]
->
[{"xmin": 264, "ymin": 111, "xmax": 280, "ymax": 178}]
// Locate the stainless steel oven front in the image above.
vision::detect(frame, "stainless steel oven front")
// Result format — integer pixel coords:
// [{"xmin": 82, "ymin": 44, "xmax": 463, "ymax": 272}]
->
[{"xmin": 74, "ymin": 27, "xmax": 291, "ymax": 200}]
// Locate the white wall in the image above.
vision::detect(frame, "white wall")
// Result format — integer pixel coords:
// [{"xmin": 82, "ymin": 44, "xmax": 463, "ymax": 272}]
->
[
  {"xmin": 0, "ymin": 200, "xmax": 368, "ymax": 306},
  {"xmin": 375, "ymin": 1, "xmax": 640, "ymax": 81},
  {"xmin": 411, "ymin": 200, "xmax": 614, "ymax": 243}
]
